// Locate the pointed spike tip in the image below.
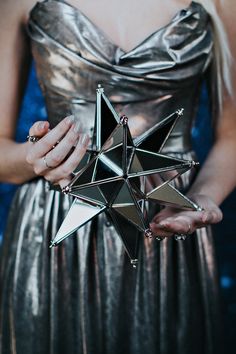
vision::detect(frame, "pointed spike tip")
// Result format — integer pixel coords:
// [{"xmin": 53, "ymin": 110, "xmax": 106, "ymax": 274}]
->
[
  {"xmin": 187, "ymin": 160, "xmax": 200, "ymax": 168},
  {"xmin": 177, "ymin": 108, "xmax": 184, "ymax": 116},
  {"xmin": 62, "ymin": 185, "xmax": 71, "ymax": 194},
  {"xmin": 120, "ymin": 115, "xmax": 129, "ymax": 125},
  {"xmin": 145, "ymin": 229, "xmax": 153, "ymax": 239},
  {"xmin": 49, "ymin": 241, "xmax": 56, "ymax": 249},
  {"xmin": 96, "ymin": 84, "xmax": 104, "ymax": 93},
  {"xmin": 192, "ymin": 161, "xmax": 200, "ymax": 167},
  {"xmin": 197, "ymin": 205, "xmax": 204, "ymax": 212},
  {"xmin": 131, "ymin": 259, "xmax": 138, "ymax": 268}
]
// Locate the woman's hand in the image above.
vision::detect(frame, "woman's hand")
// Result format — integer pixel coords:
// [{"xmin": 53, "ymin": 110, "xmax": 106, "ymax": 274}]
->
[
  {"xmin": 149, "ymin": 194, "xmax": 223, "ymax": 239},
  {"xmin": 26, "ymin": 115, "xmax": 89, "ymax": 188}
]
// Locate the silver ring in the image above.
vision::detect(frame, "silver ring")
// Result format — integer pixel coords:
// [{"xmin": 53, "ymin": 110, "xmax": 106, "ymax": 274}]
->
[
  {"xmin": 174, "ymin": 234, "xmax": 187, "ymax": 241},
  {"xmin": 27, "ymin": 135, "xmax": 40, "ymax": 143},
  {"xmin": 43, "ymin": 156, "xmax": 53, "ymax": 169},
  {"xmin": 156, "ymin": 235, "xmax": 166, "ymax": 241}
]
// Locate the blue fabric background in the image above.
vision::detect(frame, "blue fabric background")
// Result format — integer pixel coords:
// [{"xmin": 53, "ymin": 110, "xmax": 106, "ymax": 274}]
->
[{"xmin": 0, "ymin": 62, "xmax": 235, "ymax": 348}]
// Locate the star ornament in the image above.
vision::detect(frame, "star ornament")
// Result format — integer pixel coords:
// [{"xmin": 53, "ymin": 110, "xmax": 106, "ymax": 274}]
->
[{"xmin": 51, "ymin": 85, "xmax": 201, "ymax": 267}]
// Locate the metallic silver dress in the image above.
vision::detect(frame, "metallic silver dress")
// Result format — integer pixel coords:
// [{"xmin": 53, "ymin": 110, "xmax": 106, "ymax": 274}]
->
[{"xmin": 0, "ymin": 1, "xmax": 222, "ymax": 353}]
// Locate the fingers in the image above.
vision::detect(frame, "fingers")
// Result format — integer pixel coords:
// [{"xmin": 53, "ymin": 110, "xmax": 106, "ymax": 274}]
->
[
  {"xmin": 149, "ymin": 222, "xmax": 173, "ymax": 238},
  {"xmin": 26, "ymin": 115, "xmax": 91, "ymax": 188},
  {"xmin": 201, "ymin": 209, "xmax": 223, "ymax": 224},
  {"xmin": 158, "ymin": 216, "xmax": 194, "ymax": 234},
  {"xmin": 44, "ymin": 133, "xmax": 90, "ymax": 185},
  {"xmin": 27, "ymin": 115, "xmax": 75, "ymax": 162},
  {"xmin": 151, "ymin": 208, "xmax": 222, "ymax": 236},
  {"xmin": 152, "ymin": 207, "xmax": 177, "ymax": 223},
  {"xmin": 150, "ymin": 194, "xmax": 223, "ymax": 239},
  {"xmin": 150, "ymin": 215, "xmax": 192, "ymax": 237},
  {"xmin": 42, "ymin": 121, "xmax": 81, "ymax": 169},
  {"xmin": 29, "ymin": 121, "xmax": 50, "ymax": 138}
]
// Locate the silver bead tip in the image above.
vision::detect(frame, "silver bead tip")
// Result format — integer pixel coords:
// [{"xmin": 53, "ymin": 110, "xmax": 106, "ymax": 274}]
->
[
  {"xmin": 131, "ymin": 259, "xmax": 138, "ymax": 268},
  {"xmin": 62, "ymin": 185, "xmax": 71, "ymax": 194},
  {"xmin": 96, "ymin": 84, "xmax": 104, "ymax": 93},
  {"xmin": 145, "ymin": 229, "xmax": 153, "ymax": 239},
  {"xmin": 177, "ymin": 108, "xmax": 184, "ymax": 116},
  {"xmin": 120, "ymin": 115, "xmax": 129, "ymax": 125},
  {"xmin": 49, "ymin": 241, "xmax": 56, "ymax": 248}
]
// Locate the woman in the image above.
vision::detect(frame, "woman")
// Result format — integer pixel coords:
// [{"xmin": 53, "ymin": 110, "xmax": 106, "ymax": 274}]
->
[{"xmin": 0, "ymin": 0, "xmax": 236, "ymax": 353}]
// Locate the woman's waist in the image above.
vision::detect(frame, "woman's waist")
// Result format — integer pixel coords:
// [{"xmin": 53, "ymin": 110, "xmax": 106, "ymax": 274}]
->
[{"xmin": 46, "ymin": 98, "xmax": 195, "ymax": 153}]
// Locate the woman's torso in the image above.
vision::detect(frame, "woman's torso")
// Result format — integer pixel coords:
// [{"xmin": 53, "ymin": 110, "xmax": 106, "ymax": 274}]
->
[{"xmin": 27, "ymin": 0, "xmax": 213, "ymax": 153}]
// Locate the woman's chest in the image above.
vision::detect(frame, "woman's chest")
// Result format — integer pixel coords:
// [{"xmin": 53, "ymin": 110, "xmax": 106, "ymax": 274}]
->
[{"xmin": 60, "ymin": 0, "xmax": 193, "ymax": 52}]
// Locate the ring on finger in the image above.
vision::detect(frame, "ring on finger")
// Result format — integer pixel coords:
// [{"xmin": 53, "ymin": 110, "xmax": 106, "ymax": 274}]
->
[
  {"xmin": 43, "ymin": 155, "xmax": 53, "ymax": 169},
  {"xmin": 27, "ymin": 135, "xmax": 40, "ymax": 143},
  {"xmin": 156, "ymin": 235, "xmax": 166, "ymax": 241},
  {"xmin": 174, "ymin": 234, "xmax": 188, "ymax": 241}
]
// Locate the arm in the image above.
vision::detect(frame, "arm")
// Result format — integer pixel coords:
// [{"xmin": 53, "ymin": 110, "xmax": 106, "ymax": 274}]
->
[
  {"xmin": 0, "ymin": 0, "xmax": 88, "ymax": 186},
  {"xmin": 0, "ymin": 0, "xmax": 35, "ymax": 184},
  {"xmin": 150, "ymin": 0, "xmax": 236, "ymax": 237},
  {"xmin": 190, "ymin": 0, "xmax": 236, "ymax": 205}
]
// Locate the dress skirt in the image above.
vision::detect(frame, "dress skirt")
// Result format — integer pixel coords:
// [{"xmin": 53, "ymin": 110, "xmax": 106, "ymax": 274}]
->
[{"xmin": 0, "ymin": 152, "xmax": 222, "ymax": 354}]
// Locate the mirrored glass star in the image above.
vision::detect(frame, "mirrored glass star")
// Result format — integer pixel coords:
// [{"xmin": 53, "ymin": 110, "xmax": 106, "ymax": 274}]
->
[{"xmin": 51, "ymin": 85, "xmax": 200, "ymax": 267}]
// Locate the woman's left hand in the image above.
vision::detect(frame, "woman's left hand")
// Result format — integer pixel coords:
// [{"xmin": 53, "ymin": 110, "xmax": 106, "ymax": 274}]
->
[{"xmin": 149, "ymin": 194, "xmax": 223, "ymax": 238}]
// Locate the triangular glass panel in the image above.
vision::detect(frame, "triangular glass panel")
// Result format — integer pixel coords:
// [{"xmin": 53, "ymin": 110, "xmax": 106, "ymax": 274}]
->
[
  {"xmin": 125, "ymin": 125, "xmax": 134, "ymax": 148},
  {"xmin": 113, "ymin": 204, "xmax": 147, "ymax": 231},
  {"xmin": 51, "ymin": 199, "xmax": 106, "ymax": 245},
  {"xmin": 159, "ymin": 165, "xmax": 192, "ymax": 183},
  {"xmin": 101, "ymin": 124, "xmax": 124, "ymax": 152},
  {"xmin": 126, "ymin": 146, "xmax": 134, "ymax": 169},
  {"xmin": 112, "ymin": 181, "xmax": 136, "ymax": 206},
  {"xmin": 98, "ymin": 179, "xmax": 124, "ymax": 204},
  {"xmin": 73, "ymin": 152, "xmax": 93, "ymax": 174},
  {"xmin": 100, "ymin": 94, "xmax": 120, "ymax": 148},
  {"xmin": 129, "ymin": 149, "xmax": 191, "ymax": 177},
  {"xmin": 128, "ymin": 176, "xmax": 141, "ymax": 190},
  {"xmin": 147, "ymin": 182, "xmax": 199, "ymax": 210},
  {"xmin": 70, "ymin": 185, "xmax": 106, "ymax": 205},
  {"xmin": 100, "ymin": 145, "xmax": 124, "ymax": 175},
  {"xmin": 70, "ymin": 159, "xmax": 97, "ymax": 189},
  {"xmin": 128, "ymin": 178, "xmax": 145, "ymax": 200},
  {"xmin": 108, "ymin": 209, "xmax": 140, "ymax": 262},
  {"xmin": 137, "ymin": 199, "xmax": 144, "ymax": 209},
  {"xmin": 128, "ymin": 153, "xmax": 143, "ymax": 174},
  {"xmin": 133, "ymin": 111, "xmax": 180, "ymax": 153},
  {"xmin": 95, "ymin": 158, "xmax": 119, "ymax": 182}
]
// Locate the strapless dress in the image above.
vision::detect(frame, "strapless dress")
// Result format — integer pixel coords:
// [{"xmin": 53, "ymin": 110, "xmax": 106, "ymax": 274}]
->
[{"xmin": 0, "ymin": 1, "xmax": 222, "ymax": 353}]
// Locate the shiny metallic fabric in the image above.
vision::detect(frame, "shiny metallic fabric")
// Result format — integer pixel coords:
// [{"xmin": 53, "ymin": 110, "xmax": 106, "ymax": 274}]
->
[{"xmin": 0, "ymin": 1, "xmax": 222, "ymax": 353}]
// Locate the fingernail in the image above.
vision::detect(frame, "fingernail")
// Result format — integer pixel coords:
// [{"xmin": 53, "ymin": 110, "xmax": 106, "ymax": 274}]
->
[
  {"xmin": 39, "ymin": 122, "xmax": 46, "ymax": 130},
  {"xmin": 66, "ymin": 115, "xmax": 75, "ymax": 124},
  {"xmin": 159, "ymin": 222, "xmax": 169, "ymax": 227},
  {"xmin": 73, "ymin": 120, "xmax": 81, "ymax": 133},
  {"xmin": 202, "ymin": 212, "xmax": 208, "ymax": 223},
  {"xmin": 79, "ymin": 134, "xmax": 90, "ymax": 146}
]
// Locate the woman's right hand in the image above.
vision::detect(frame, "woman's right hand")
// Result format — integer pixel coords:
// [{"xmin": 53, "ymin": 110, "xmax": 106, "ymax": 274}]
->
[{"xmin": 26, "ymin": 115, "xmax": 89, "ymax": 188}]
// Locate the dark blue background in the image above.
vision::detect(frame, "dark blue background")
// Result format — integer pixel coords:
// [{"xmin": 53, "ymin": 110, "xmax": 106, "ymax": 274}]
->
[{"xmin": 0, "ymin": 62, "xmax": 235, "ymax": 348}]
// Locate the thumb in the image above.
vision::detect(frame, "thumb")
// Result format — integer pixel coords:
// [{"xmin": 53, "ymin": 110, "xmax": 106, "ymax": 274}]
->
[{"xmin": 29, "ymin": 121, "xmax": 50, "ymax": 138}]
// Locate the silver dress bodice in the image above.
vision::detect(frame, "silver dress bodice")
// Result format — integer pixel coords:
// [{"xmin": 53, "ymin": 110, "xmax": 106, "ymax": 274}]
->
[{"xmin": 28, "ymin": 0, "xmax": 213, "ymax": 151}]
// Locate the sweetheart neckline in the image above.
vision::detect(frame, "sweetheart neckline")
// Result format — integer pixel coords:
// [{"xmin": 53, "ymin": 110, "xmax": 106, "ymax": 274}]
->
[{"xmin": 37, "ymin": 0, "xmax": 200, "ymax": 54}]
